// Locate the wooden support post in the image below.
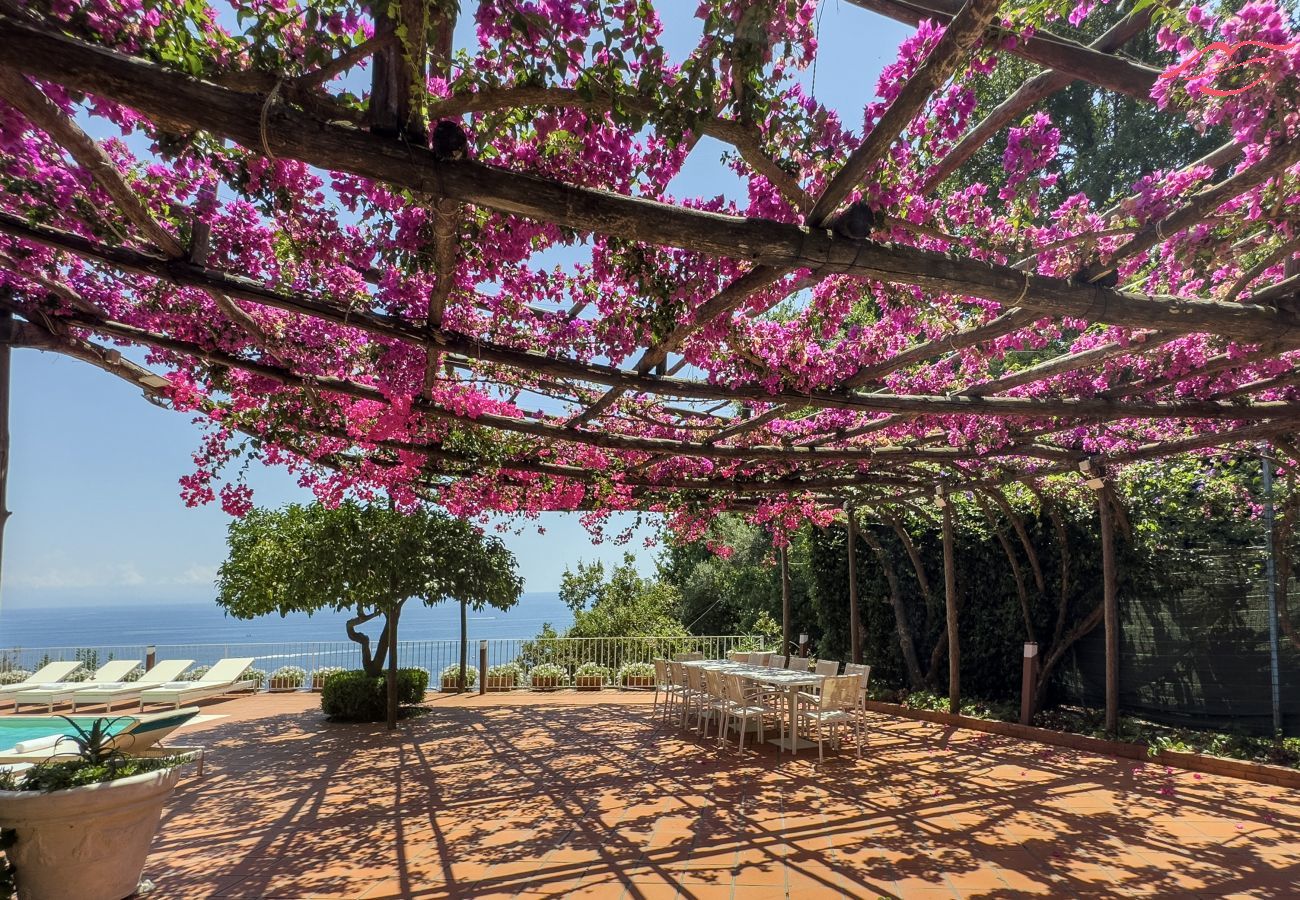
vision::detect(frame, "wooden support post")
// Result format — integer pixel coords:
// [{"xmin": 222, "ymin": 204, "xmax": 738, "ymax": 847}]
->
[
  {"xmin": 780, "ymin": 543, "xmax": 792, "ymax": 664},
  {"xmin": 846, "ymin": 505, "xmax": 862, "ymax": 665},
  {"xmin": 1020, "ymin": 642, "xmax": 1038, "ymax": 725},
  {"xmin": 385, "ymin": 605, "xmax": 400, "ymax": 731},
  {"xmin": 459, "ymin": 596, "xmax": 468, "ymax": 694},
  {"xmin": 145, "ymin": 645, "xmax": 156, "ymax": 672},
  {"xmin": 1098, "ymin": 481, "xmax": 1120, "ymax": 737},
  {"xmin": 941, "ymin": 491, "xmax": 960, "ymax": 714},
  {"xmin": 0, "ymin": 307, "xmax": 10, "ymax": 595},
  {"xmin": 478, "ymin": 639, "xmax": 487, "ymax": 697}
]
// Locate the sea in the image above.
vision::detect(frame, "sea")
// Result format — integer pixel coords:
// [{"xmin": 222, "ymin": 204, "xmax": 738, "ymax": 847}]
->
[{"xmin": 0, "ymin": 592, "xmax": 574, "ymax": 669}]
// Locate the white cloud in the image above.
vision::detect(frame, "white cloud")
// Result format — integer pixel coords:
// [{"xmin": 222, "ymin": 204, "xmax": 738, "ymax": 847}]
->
[
  {"xmin": 5, "ymin": 560, "xmax": 218, "ymax": 592},
  {"xmin": 9, "ymin": 562, "xmax": 147, "ymax": 590},
  {"xmin": 172, "ymin": 564, "xmax": 218, "ymax": 586}
]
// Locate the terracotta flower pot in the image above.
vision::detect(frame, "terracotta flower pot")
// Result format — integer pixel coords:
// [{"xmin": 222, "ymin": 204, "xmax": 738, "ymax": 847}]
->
[
  {"xmin": 622, "ymin": 675, "xmax": 655, "ymax": 689},
  {"xmin": 574, "ymin": 675, "xmax": 605, "ymax": 691},
  {"xmin": 530, "ymin": 675, "xmax": 562, "ymax": 691},
  {"xmin": 0, "ymin": 766, "xmax": 182, "ymax": 900},
  {"xmin": 484, "ymin": 676, "xmax": 516, "ymax": 692},
  {"xmin": 268, "ymin": 678, "xmax": 301, "ymax": 693}
]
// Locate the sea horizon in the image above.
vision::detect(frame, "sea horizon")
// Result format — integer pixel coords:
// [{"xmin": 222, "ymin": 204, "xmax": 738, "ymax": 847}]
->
[{"xmin": 0, "ymin": 591, "xmax": 573, "ymax": 659}]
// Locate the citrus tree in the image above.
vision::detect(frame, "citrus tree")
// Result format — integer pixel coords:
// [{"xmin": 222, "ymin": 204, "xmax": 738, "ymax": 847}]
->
[{"xmin": 217, "ymin": 501, "xmax": 522, "ymax": 727}]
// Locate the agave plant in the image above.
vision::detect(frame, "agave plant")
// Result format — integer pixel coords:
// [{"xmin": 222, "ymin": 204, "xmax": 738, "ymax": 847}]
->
[{"xmin": 53, "ymin": 716, "xmax": 132, "ymax": 767}]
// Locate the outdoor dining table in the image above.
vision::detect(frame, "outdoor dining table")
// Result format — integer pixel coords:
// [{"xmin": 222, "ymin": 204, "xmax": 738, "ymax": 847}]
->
[{"xmin": 683, "ymin": 659, "xmax": 826, "ymax": 752}]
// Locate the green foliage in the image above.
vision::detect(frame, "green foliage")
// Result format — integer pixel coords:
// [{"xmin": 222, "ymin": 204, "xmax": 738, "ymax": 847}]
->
[
  {"xmin": 218, "ymin": 502, "xmax": 522, "ymax": 626},
  {"xmin": 659, "ymin": 516, "xmax": 813, "ymax": 645},
  {"xmin": 439, "ymin": 663, "xmax": 477, "ymax": 687},
  {"xmin": 320, "ymin": 669, "xmax": 429, "ymax": 722},
  {"xmin": 53, "ymin": 716, "xmax": 128, "ymax": 766},
  {"xmin": 0, "ymin": 756, "xmax": 180, "ymax": 794},
  {"xmin": 218, "ymin": 501, "xmax": 522, "ymax": 708},
  {"xmin": 523, "ymin": 553, "xmax": 691, "ymax": 672},
  {"xmin": 946, "ymin": 3, "xmax": 1228, "ymax": 209}
]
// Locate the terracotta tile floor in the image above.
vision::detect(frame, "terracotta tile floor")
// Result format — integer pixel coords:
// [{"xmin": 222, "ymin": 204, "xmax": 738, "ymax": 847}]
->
[{"xmin": 137, "ymin": 691, "xmax": 1299, "ymax": 899}]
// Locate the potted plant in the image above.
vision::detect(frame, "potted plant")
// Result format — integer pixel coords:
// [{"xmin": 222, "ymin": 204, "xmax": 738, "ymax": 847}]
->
[
  {"xmin": 243, "ymin": 668, "xmax": 267, "ymax": 692},
  {"xmin": 485, "ymin": 663, "xmax": 522, "ymax": 692},
  {"xmin": 440, "ymin": 664, "xmax": 477, "ymax": 692},
  {"xmin": 0, "ymin": 717, "xmax": 190, "ymax": 900},
  {"xmin": 618, "ymin": 661, "xmax": 656, "ymax": 689},
  {"xmin": 573, "ymin": 662, "xmax": 610, "ymax": 692},
  {"xmin": 310, "ymin": 666, "xmax": 344, "ymax": 692},
  {"xmin": 0, "ymin": 670, "xmax": 32, "ymax": 687},
  {"xmin": 267, "ymin": 665, "xmax": 306, "ymax": 692},
  {"xmin": 528, "ymin": 663, "xmax": 566, "ymax": 691}
]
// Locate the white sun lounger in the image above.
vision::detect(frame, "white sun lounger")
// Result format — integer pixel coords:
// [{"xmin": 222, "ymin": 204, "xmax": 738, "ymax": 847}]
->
[
  {"xmin": 11, "ymin": 660, "xmax": 141, "ymax": 712},
  {"xmin": 66, "ymin": 659, "xmax": 195, "ymax": 712},
  {"xmin": 0, "ymin": 662, "xmax": 85, "ymax": 710},
  {"xmin": 139, "ymin": 658, "xmax": 256, "ymax": 710}
]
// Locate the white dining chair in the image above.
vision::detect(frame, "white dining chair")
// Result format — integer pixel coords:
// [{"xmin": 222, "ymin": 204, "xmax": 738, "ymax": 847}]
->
[
  {"xmin": 814, "ymin": 659, "xmax": 840, "ymax": 677},
  {"xmin": 720, "ymin": 673, "xmax": 777, "ymax": 754},
  {"xmin": 795, "ymin": 674, "xmax": 863, "ymax": 764}
]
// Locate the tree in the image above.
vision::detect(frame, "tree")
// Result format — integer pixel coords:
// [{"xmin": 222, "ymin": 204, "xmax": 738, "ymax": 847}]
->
[
  {"xmin": 522, "ymin": 554, "xmax": 689, "ymax": 673},
  {"xmin": 217, "ymin": 501, "xmax": 522, "ymax": 728}
]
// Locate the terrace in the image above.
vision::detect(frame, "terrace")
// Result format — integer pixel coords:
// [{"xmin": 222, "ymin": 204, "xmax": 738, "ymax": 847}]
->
[{"xmin": 142, "ymin": 691, "xmax": 1299, "ymax": 899}]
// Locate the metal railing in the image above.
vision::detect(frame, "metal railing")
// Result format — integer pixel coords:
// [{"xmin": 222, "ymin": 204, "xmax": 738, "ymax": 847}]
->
[{"xmin": 0, "ymin": 636, "xmax": 758, "ymax": 685}]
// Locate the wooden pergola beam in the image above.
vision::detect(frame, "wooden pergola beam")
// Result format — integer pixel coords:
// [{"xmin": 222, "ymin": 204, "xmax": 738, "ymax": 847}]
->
[
  {"xmin": 923, "ymin": 8, "xmax": 1153, "ymax": 191},
  {"xmin": 846, "ymin": 0, "xmax": 1161, "ymax": 100},
  {"xmin": 807, "ymin": 0, "xmax": 1001, "ymax": 224},
  {"xmin": 4, "ymin": 19, "xmax": 1299, "ymax": 346}
]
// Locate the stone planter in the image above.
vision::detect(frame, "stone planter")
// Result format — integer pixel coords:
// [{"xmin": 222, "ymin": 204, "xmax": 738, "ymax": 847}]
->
[
  {"xmin": 529, "ymin": 675, "xmax": 563, "ymax": 691},
  {"xmin": 622, "ymin": 675, "xmax": 655, "ymax": 690},
  {"xmin": 484, "ymin": 676, "xmax": 517, "ymax": 692},
  {"xmin": 574, "ymin": 676, "xmax": 605, "ymax": 692},
  {"xmin": 0, "ymin": 765, "xmax": 183, "ymax": 900}
]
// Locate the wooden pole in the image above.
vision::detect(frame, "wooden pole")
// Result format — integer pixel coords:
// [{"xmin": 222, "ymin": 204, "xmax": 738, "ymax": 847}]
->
[
  {"xmin": 478, "ymin": 639, "xmax": 488, "ymax": 697},
  {"xmin": 459, "ymin": 597, "xmax": 468, "ymax": 694},
  {"xmin": 845, "ymin": 505, "xmax": 862, "ymax": 664},
  {"xmin": 780, "ymin": 543, "xmax": 792, "ymax": 662},
  {"xmin": 385, "ymin": 604, "xmax": 401, "ymax": 731},
  {"xmin": 0, "ymin": 308, "xmax": 10, "ymax": 597},
  {"xmin": 1099, "ymin": 481, "xmax": 1120, "ymax": 737},
  {"xmin": 941, "ymin": 492, "xmax": 960, "ymax": 713}
]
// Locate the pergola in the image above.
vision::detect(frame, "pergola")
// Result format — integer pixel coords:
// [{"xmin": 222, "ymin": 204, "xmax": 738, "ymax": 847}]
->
[{"xmin": 0, "ymin": 0, "xmax": 1297, "ymax": 735}]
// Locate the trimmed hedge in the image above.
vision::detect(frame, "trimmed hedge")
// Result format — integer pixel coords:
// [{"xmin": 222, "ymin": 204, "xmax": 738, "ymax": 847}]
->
[{"xmin": 320, "ymin": 668, "xmax": 430, "ymax": 721}]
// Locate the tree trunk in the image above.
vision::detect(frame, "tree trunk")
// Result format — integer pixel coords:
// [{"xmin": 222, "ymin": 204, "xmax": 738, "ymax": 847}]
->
[
  {"xmin": 846, "ymin": 508, "xmax": 862, "ymax": 664},
  {"xmin": 779, "ymin": 543, "xmax": 792, "ymax": 659},
  {"xmin": 1099, "ymin": 484, "xmax": 1120, "ymax": 737},
  {"xmin": 385, "ymin": 603, "xmax": 401, "ymax": 731},
  {"xmin": 458, "ymin": 596, "xmax": 468, "ymax": 693},
  {"xmin": 942, "ymin": 497, "xmax": 960, "ymax": 713},
  {"xmin": 860, "ymin": 526, "xmax": 925, "ymax": 688},
  {"xmin": 346, "ymin": 608, "xmax": 386, "ymax": 676}
]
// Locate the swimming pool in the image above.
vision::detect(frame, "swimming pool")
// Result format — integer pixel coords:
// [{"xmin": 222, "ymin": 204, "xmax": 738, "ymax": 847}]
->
[{"xmin": 0, "ymin": 716, "xmax": 132, "ymax": 752}]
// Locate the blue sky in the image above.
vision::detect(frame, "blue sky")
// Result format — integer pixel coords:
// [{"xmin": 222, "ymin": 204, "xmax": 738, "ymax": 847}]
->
[{"xmin": 1, "ymin": 3, "xmax": 907, "ymax": 609}]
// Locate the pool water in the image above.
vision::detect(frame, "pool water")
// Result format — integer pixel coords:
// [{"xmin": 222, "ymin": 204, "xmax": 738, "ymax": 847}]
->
[{"xmin": 0, "ymin": 716, "xmax": 132, "ymax": 750}]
